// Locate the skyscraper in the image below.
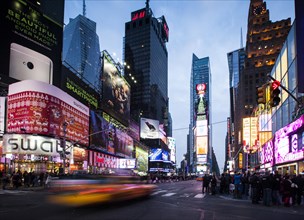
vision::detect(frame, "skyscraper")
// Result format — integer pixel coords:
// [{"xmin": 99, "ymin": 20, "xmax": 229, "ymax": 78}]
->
[
  {"xmin": 123, "ymin": 1, "xmax": 169, "ymax": 127},
  {"xmin": 62, "ymin": 2, "xmax": 101, "ymax": 90},
  {"xmin": 226, "ymin": 48, "xmax": 245, "ymax": 167},
  {"xmin": 189, "ymin": 54, "xmax": 212, "ymax": 173},
  {"xmin": 233, "ymin": 0, "xmax": 291, "ymax": 168}
]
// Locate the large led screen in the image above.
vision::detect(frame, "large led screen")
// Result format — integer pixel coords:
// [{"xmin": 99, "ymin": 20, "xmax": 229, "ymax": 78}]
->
[
  {"xmin": 0, "ymin": 0, "xmax": 64, "ymax": 87},
  {"xmin": 136, "ymin": 146, "xmax": 148, "ymax": 172},
  {"xmin": 149, "ymin": 148, "xmax": 162, "ymax": 161},
  {"xmin": 119, "ymin": 158, "xmax": 136, "ymax": 169},
  {"xmin": 260, "ymin": 139, "xmax": 274, "ymax": 166},
  {"xmin": 7, "ymin": 80, "xmax": 89, "ymax": 145},
  {"xmin": 196, "ymin": 136, "xmax": 208, "ymax": 155},
  {"xmin": 140, "ymin": 118, "xmax": 159, "ymax": 139},
  {"xmin": 167, "ymin": 137, "xmax": 176, "ymax": 163},
  {"xmin": 90, "ymin": 110, "xmax": 116, "ymax": 155},
  {"xmin": 274, "ymin": 115, "xmax": 304, "ymax": 164},
  {"xmin": 101, "ymin": 53, "xmax": 130, "ymax": 126},
  {"xmin": 115, "ymin": 129, "xmax": 134, "ymax": 158}
]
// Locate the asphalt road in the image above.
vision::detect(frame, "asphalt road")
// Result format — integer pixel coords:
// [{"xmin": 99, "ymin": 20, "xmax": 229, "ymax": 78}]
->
[{"xmin": 1, "ymin": 180, "xmax": 304, "ymax": 220}]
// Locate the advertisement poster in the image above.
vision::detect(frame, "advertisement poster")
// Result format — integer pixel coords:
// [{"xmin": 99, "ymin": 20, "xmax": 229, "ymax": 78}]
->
[
  {"xmin": 136, "ymin": 146, "xmax": 148, "ymax": 172},
  {"xmin": 0, "ymin": 0, "xmax": 64, "ymax": 87},
  {"xmin": 119, "ymin": 158, "xmax": 136, "ymax": 169},
  {"xmin": 149, "ymin": 148, "xmax": 162, "ymax": 161},
  {"xmin": 101, "ymin": 53, "xmax": 130, "ymax": 126},
  {"xmin": 196, "ymin": 136, "xmax": 208, "ymax": 155},
  {"xmin": 140, "ymin": 118, "xmax": 159, "ymax": 139},
  {"xmin": 115, "ymin": 129, "xmax": 134, "ymax": 158},
  {"xmin": 6, "ymin": 80, "xmax": 89, "ymax": 146},
  {"xmin": 0, "ymin": 97, "xmax": 6, "ymax": 136}
]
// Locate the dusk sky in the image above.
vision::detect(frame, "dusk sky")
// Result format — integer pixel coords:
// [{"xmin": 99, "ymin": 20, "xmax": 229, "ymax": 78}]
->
[{"xmin": 64, "ymin": 0, "xmax": 295, "ymax": 171}]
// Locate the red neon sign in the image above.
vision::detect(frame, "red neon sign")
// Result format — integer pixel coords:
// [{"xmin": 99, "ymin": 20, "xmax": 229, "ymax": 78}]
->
[{"xmin": 132, "ymin": 10, "xmax": 146, "ymax": 21}]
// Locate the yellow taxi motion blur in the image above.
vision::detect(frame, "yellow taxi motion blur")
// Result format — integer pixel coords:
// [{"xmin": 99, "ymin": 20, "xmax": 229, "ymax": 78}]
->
[{"xmin": 47, "ymin": 183, "xmax": 157, "ymax": 207}]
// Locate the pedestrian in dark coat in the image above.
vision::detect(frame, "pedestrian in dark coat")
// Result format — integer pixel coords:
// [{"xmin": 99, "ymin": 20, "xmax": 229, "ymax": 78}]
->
[{"xmin": 282, "ymin": 174, "xmax": 292, "ymax": 207}]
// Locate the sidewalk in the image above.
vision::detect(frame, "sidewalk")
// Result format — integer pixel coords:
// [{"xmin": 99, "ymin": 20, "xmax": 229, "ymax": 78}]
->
[{"xmin": 1, "ymin": 185, "xmax": 46, "ymax": 192}]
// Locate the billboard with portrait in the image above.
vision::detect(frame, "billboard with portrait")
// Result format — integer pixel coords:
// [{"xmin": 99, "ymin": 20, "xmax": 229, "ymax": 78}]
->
[
  {"xmin": 101, "ymin": 53, "xmax": 130, "ymax": 126},
  {"xmin": 0, "ymin": 0, "xmax": 64, "ymax": 87},
  {"xmin": 7, "ymin": 80, "xmax": 89, "ymax": 145},
  {"xmin": 115, "ymin": 128, "xmax": 134, "ymax": 158},
  {"xmin": 89, "ymin": 110, "xmax": 116, "ymax": 155}
]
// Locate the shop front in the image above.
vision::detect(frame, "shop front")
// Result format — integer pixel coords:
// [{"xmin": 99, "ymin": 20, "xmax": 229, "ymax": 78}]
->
[
  {"xmin": 88, "ymin": 150, "xmax": 118, "ymax": 174},
  {"xmin": 273, "ymin": 115, "xmax": 304, "ymax": 175},
  {"xmin": 2, "ymin": 134, "xmax": 72, "ymax": 174}
]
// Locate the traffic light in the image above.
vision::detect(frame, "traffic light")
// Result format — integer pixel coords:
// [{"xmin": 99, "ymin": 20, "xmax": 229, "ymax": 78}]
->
[
  {"xmin": 256, "ymin": 85, "xmax": 266, "ymax": 104},
  {"xmin": 270, "ymin": 81, "xmax": 281, "ymax": 107}
]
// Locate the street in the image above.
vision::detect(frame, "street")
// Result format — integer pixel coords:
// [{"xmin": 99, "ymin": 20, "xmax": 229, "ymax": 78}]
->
[{"xmin": 1, "ymin": 180, "xmax": 304, "ymax": 220}]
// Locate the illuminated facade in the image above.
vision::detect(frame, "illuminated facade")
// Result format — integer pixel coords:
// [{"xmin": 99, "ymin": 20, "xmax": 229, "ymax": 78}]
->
[
  {"xmin": 233, "ymin": 0, "xmax": 291, "ymax": 169},
  {"xmin": 189, "ymin": 55, "xmax": 212, "ymax": 173}
]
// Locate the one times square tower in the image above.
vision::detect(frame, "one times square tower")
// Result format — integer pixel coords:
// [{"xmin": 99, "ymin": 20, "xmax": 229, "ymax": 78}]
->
[{"xmin": 124, "ymin": 1, "xmax": 169, "ymax": 128}]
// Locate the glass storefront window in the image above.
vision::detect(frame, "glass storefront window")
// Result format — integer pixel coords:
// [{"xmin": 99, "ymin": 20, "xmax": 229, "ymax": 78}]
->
[
  {"xmin": 281, "ymin": 43, "xmax": 288, "ymax": 77},
  {"xmin": 287, "ymin": 24, "xmax": 296, "ymax": 65},
  {"xmin": 275, "ymin": 59, "xmax": 281, "ymax": 81},
  {"xmin": 288, "ymin": 60, "xmax": 296, "ymax": 92},
  {"xmin": 282, "ymin": 99, "xmax": 289, "ymax": 127}
]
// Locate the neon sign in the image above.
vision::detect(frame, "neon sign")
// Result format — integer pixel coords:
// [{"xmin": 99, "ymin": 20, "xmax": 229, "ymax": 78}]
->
[{"xmin": 131, "ymin": 9, "xmax": 146, "ymax": 21}]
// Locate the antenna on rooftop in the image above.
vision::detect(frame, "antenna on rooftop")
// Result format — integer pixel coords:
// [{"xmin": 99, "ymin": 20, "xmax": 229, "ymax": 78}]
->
[
  {"xmin": 83, "ymin": 0, "xmax": 86, "ymax": 17},
  {"xmin": 146, "ymin": 0, "xmax": 150, "ymax": 10}
]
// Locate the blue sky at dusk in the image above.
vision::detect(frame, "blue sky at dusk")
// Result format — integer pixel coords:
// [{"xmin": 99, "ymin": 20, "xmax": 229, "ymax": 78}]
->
[{"xmin": 64, "ymin": 0, "xmax": 295, "ymax": 171}]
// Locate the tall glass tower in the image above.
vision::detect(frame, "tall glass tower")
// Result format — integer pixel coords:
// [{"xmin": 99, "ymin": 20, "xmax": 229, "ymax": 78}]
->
[
  {"xmin": 62, "ymin": 8, "xmax": 101, "ymax": 90},
  {"xmin": 189, "ymin": 54, "xmax": 212, "ymax": 173},
  {"xmin": 227, "ymin": 48, "xmax": 245, "ymax": 164}
]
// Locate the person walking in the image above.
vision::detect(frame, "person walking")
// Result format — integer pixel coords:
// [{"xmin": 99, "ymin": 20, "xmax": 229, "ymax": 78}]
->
[
  {"xmin": 261, "ymin": 171, "xmax": 272, "ymax": 206},
  {"xmin": 282, "ymin": 174, "xmax": 292, "ymax": 207},
  {"xmin": 272, "ymin": 170, "xmax": 282, "ymax": 206},
  {"xmin": 250, "ymin": 172, "xmax": 261, "ymax": 204}
]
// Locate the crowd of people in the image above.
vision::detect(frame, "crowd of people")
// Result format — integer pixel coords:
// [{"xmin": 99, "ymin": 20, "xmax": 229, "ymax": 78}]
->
[
  {"xmin": 202, "ymin": 171, "xmax": 304, "ymax": 207},
  {"xmin": 0, "ymin": 170, "xmax": 52, "ymax": 190}
]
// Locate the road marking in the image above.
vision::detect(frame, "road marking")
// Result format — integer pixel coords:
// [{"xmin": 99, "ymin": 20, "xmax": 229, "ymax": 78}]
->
[
  {"xmin": 151, "ymin": 190, "xmax": 168, "ymax": 196},
  {"xmin": 161, "ymin": 193, "xmax": 176, "ymax": 197},
  {"xmin": 194, "ymin": 193, "xmax": 205, "ymax": 198}
]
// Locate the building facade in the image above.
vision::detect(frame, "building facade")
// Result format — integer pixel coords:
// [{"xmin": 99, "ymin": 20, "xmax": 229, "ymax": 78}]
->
[
  {"xmin": 63, "ymin": 14, "xmax": 101, "ymax": 90},
  {"xmin": 123, "ymin": 4, "xmax": 169, "ymax": 127},
  {"xmin": 226, "ymin": 48, "xmax": 245, "ymax": 171},
  {"xmin": 189, "ymin": 54, "xmax": 212, "ymax": 173},
  {"xmin": 233, "ymin": 0, "xmax": 291, "ymax": 170}
]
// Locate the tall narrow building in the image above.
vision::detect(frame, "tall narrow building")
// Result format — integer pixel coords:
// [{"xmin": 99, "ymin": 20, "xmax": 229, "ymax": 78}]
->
[
  {"xmin": 226, "ymin": 48, "xmax": 245, "ymax": 170},
  {"xmin": 62, "ymin": 1, "xmax": 101, "ymax": 90},
  {"xmin": 233, "ymin": 0, "xmax": 291, "ymax": 168},
  {"xmin": 123, "ymin": 1, "xmax": 169, "ymax": 127},
  {"xmin": 189, "ymin": 54, "xmax": 212, "ymax": 173}
]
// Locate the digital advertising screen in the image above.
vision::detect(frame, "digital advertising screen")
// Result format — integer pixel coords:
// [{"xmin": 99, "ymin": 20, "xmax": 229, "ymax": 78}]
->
[
  {"xmin": 7, "ymin": 80, "xmax": 90, "ymax": 146},
  {"xmin": 136, "ymin": 146, "xmax": 148, "ymax": 172},
  {"xmin": 149, "ymin": 148, "xmax": 162, "ymax": 161},
  {"xmin": 101, "ymin": 53, "xmax": 130, "ymax": 126},
  {"xmin": 196, "ymin": 136, "xmax": 208, "ymax": 155},
  {"xmin": 0, "ymin": 97, "xmax": 6, "ymax": 136},
  {"xmin": 119, "ymin": 158, "xmax": 136, "ymax": 169},
  {"xmin": 115, "ymin": 129, "xmax": 134, "ymax": 158},
  {"xmin": 90, "ymin": 110, "xmax": 116, "ymax": 155},
  {"xmin": 140, "ymin": 118, "xmax": 159, "ymax": 139},
  {"xmin": 167, "ymin": 137, "xmax": 176, "ymax": 163},
  {"xmin": 162, "ymin": 150, "xmax": 169, "ymax": 162},
  {"xmin": 0, "ymin": 0, "xmax": 64, "ymax": 87}
]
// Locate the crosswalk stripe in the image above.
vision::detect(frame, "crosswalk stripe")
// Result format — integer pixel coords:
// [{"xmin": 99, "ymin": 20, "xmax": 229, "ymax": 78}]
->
[
  {"xmin": 194, "ymin": 193, "xmax": 205, "ymax": 198},
  {"xmin": 151, "ymin": 190, "xmax": 168, "ymax": 196},
  {"xmin": 162, "ymin": 193, "xmax": 176, "ymax": 197}
]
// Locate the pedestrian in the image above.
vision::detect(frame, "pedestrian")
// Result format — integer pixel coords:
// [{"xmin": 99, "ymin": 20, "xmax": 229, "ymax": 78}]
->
[
  {"xmin": 272, "ymin": 170, "xmax": 282, "ymax": 206},
  {"xmin": 233, "ymin": 172, "xmax": 242, "ymax": 199},
  {"xmin": 2, "ymin": 173, "xmax": 10, "ymax": 190},
  {"xmin": 294, "ymin": 174, "xmax": 304, "ymax": 205},
  {"xmin": 261, "ymin": 171, "xmax": 272, "ymax": 206},
  {"xmin": 211, "ymin": 174, "xmax": 217, "ymax": 195},
  {"xmin": 202, "ymin": 174, "xmax": 210, "ymax": 194},
  {"xmin": 282, "ymin": 174, "xmax": 292, "ymax": 207},
  {"xmin": 250, "ymin": 172, "xmax": 261, "ymax": 204}
]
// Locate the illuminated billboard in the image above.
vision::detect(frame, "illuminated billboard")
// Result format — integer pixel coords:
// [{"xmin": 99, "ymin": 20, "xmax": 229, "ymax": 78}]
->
[
  {"xmin": 196, "ymin": 136, "xmax": 208, "ymax": 155},
  {"xmin": 260, "ymin": 139, "xmax": 274, "ymax": 166},
  {"xmin": 242, "ymin": 117, "xmax": 258, "ymax": 151},
  {"xmin": 167, "ymin": 137, "xmax": 176, "ymax": 163},
  {"xmin": 136, "ymin": 146, "xmax": 148, "ymax": 172},
  {"xmin": 0, "ymin": 97, "xmax": 6, "ymax": 136},
  {"xmin": 149, "ymin": 148, "xmax": 162, "ymax": 161},
  {"xmin": 101, "ymin": 53, "xmax": 130, "ymax": 126},
  {"xmin": 274, "ymin": 115, "xmax": 304, "ymax": 165},
  {"xmin": 140, "ymin": 118, "xmax": 159, "ymax": 139},
  {"xmin": 196, "ymin": 120, "xmax": 208, "ymax": 136},
  {"xmin": 115, "ymin": 129, "xmax": 134, "ymax": 158},
  {"xmin": 0, "ymin": 0, "xmax": 64, "ymax": 87},
  {"xmin": 7, "ymin": 80, "xmax": 89, "ymax": 145},
  {"xmin": 119, "ymin": 158, "xmax": 136, "ymax": 169}
]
